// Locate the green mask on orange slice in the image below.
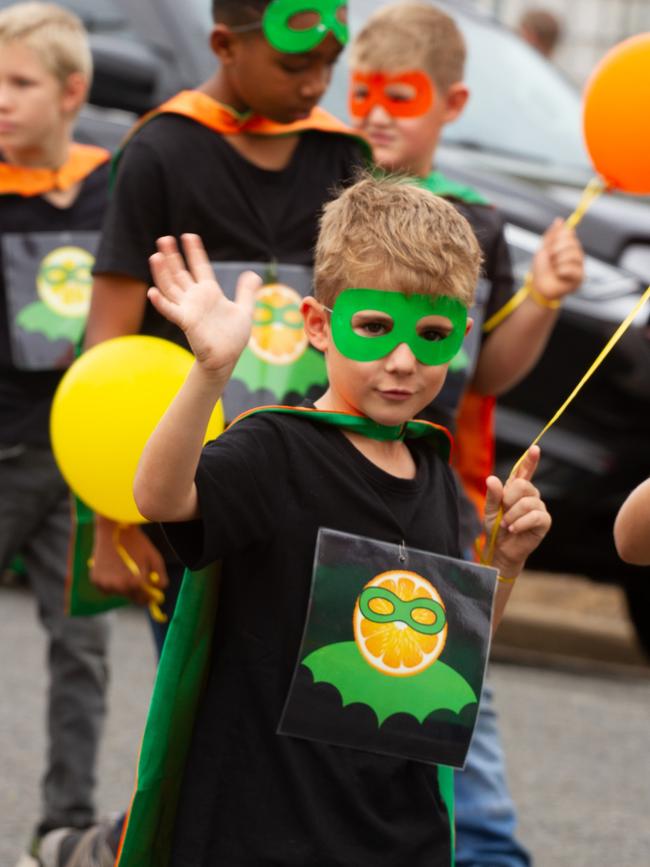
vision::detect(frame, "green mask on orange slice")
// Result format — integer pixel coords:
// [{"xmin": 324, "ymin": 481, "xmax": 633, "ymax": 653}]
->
[{"xmin": 327, "ymin": 289, "xmax": 467, "ymax": 366}]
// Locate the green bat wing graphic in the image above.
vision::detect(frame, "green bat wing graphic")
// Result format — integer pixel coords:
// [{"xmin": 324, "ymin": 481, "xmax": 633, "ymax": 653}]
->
[
  {"xmin": 17, "ymin": 301, "xmax": 86, "ymax": 343},
  {"xmin": 303, "ymin": 641, "xmax": 477, "ymax": 726},
  {"xmin": 231, "ymin": 344, "xmax": 328, "ymax": 401}
]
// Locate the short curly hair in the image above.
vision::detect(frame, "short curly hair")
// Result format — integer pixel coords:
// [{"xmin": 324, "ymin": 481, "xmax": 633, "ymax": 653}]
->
[
  {"xmin": 212, "ymin": 1, "xmax": 270, "ymax": 25},
  {"xmin": 314, "ymin": 173, "xmax": 481, "ymax": 308}
]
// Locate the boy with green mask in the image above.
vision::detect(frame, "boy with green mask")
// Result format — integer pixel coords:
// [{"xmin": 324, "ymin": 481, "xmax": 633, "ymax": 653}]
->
[
  {"xmin": 126, "ymin": 174, "xmax": 551, "ymax": 866},
  {"xmin": 348, "ymin": 4, "xmax": 585, "ymax": 865},
  {"xmin": 82, "ymin": 0, "xmax": 366, "ymax": 630}
]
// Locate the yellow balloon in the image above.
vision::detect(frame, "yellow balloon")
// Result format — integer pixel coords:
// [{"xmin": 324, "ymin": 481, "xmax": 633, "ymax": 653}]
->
[{"xmin": 51, "ymin": 336, "xmax": 224, "ymax": 523}]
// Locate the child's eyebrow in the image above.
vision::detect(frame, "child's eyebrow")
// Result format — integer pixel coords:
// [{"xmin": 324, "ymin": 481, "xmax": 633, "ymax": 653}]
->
[{"xmin": 353, "ymin": 309, "xmax": 394, "ymax": 317}]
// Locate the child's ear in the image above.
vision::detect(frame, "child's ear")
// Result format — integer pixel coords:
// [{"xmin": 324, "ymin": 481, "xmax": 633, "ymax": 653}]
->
[
  {"xmin": 61, "ymin": 72, "xmax": 88, "ymax": 116},
  {"xmin": 210, "ymin": 24, "xmax": 242, "ymax": 64},
  {"xmin": 442, "ymin": 83, "xmax": 470, "ymax": 124},
  {"xmin": 302, "ymin": 296, "xmax": 330, "ymax": 352},
  {"xmin": 465, "ymin": 316, "xmax": 474, "ymax": 336}
]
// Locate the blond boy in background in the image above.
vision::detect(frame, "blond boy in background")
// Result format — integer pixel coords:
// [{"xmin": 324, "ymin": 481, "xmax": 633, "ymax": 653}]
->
[{"xmin": 0, "ymin": 4, "xmax": 111, "ymax": 864}]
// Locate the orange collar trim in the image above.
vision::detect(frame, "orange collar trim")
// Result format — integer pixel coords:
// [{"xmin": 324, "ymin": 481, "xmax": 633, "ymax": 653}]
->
[
  {"xmin": 133, "ymin": 89, "xmax": 367, "ymax": 141},
  {"xmin": 0, "ymin": 143, "xmax": 110, "ymax": 196}
]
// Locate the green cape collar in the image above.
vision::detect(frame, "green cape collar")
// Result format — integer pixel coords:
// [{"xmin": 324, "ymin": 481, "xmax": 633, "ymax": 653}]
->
[
  {"xmin": 230, "ymin": 405, "xmax": 453, "ymax": 462},
  {"xmin": 416, "ymin": 169, "xmax": 489, "ymax": 206}
]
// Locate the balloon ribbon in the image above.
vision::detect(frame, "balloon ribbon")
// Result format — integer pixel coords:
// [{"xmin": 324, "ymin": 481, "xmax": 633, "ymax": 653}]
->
[
  {"xmin": 113, "ymin": 525, "xmax": 168, "ymax": 622},
  {"xmin": 482, "ymin": 282, "xmax": 650, "ymax": 565},
  {"xmin": 482, "ymin": 176, "xmax": 607, "ymax": 335}
]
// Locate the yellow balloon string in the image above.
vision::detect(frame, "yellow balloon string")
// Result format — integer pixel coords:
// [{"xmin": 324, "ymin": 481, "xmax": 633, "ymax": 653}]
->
[
  {"xmin": 482, "ymin": 176, "xmax": 608, "ymax": 335},
  {"xmin": 482, "ymin": 282, "xmax": 650, "ymax": 566},
  {"xmin": 112, "ymin": 524, "xmax": 168, "ymax": 623}
]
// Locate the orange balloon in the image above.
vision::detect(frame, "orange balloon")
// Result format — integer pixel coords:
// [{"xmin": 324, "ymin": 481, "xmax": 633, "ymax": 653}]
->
[{"xmin": 583, "ymin": 33, "xmax": 650, "ymax": 194}]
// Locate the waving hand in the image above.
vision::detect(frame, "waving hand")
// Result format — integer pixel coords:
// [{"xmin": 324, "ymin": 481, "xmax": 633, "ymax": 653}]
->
[{"xmin": 148, "ymin": 234, "xmax": 262, "ymax": 373}]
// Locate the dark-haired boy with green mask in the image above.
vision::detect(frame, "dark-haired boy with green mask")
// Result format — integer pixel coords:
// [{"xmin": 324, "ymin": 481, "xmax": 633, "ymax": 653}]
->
[
  {"xmin": 83, "ymin": 0, "xmax": 366, "ymax": 631},
  {"xmin": 43, "ymin": 4, "xmax": 366, "ymax": 864}
]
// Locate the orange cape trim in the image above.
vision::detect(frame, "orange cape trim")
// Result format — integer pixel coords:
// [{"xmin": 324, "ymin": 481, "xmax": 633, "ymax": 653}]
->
[
  {"xmin": 452, "ymin": 390, "xmax": 495, "ymax": 520},
  {"xmin": 0, "ymin": 143, "xmax": 110, "ymax": 196},
  {"xmin": 123, "ymin": 89, "xmax": 369, "ymax": 149}
]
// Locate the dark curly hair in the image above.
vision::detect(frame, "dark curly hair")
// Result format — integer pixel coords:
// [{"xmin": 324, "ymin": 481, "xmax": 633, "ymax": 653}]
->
[{"xmin": 211, "ymin": 1, "xmax": 270, "ymax": 25}]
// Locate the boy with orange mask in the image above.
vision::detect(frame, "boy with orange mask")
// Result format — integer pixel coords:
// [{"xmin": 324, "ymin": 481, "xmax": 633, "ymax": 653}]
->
[{"xmin": 349, "ymin": 4, "xmax": 584, "ymax": 866}]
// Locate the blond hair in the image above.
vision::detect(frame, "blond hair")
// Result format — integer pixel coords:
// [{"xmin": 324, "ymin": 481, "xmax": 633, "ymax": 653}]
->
[
  {"xmin": 0, "ymin": 2, "xmax": 92, "ymax": 85},
  {"xmin": 314, "ymin": 173, "xmax": 481, "ymax": 308},
  {"xmin": 350, "ymin": 2, "xmax": 465, "ymax": 92}
]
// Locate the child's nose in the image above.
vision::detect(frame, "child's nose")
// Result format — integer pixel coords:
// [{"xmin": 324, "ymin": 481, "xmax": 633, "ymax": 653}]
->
[
  {"xmin": 299, "ymin": 65, "xmax": 332, "ymax": 101},
  {"xmin": 0, "ymin": 83, "xmax": 13, "ymax": 110},
  {"xmin": 366, "ymin": 103, "xmax": 392, "ymax": 125},
  {"xmin": 385, "ymin": 341, "xmax": 417, "ymax": 372}
]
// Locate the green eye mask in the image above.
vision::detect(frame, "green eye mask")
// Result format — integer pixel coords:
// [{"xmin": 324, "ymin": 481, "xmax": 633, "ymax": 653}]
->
[
  {"xmin": 263, "ymin": 0, "xmax": 348, "ymax": 53},
  {"xmin": 328, "ymin": 289, "xmax": 468, "ymax": 366}
]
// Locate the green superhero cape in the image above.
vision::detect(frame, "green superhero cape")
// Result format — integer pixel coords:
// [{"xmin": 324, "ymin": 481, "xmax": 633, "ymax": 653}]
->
[{"xmin": 116, "ymin": 406, "xmax": 456, "ymax": 867}]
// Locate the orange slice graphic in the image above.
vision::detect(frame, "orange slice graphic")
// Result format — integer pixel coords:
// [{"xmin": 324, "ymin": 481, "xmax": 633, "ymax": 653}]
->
[
  {"xmin": 249, "ymin": 284, "xmax": 308, "ymax": 365},
  {"xmin": 353, "ymin": 570, "xmax": 448, "ymax": 677}
]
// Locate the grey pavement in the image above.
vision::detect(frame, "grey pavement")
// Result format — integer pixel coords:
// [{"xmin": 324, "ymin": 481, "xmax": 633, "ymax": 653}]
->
[
  {"xmin": 2, "ymin": 580, "xmax": 650, "ymax": 867},
  {"xmin": 493, "ymin": 570, "xmax": 650, "ymax": 673},
  {"xmin": 0, "ymin": 586, "xmax": 155, "ymax": 866}
]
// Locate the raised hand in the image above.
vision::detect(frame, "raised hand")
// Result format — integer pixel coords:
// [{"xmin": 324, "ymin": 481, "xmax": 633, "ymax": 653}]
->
[
  {"xmin": 531, "ymin": 218, "xmax": 585, "ymax": 302},
  {"xmin": 148, "ymin": 234, "xmax": 262, "ymax": 373},
  {"xmin": 484, "ymin": 445, "xmax": 551, "ymax": 579}
]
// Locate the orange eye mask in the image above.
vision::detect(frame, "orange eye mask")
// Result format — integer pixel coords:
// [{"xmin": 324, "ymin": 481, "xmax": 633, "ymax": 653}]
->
[{"xmin": 348, "ymin": 70, "xmax": 434, "ymax": 119}]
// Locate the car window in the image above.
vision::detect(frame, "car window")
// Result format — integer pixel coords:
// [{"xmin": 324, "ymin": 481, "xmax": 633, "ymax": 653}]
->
[
  {"xmin": 446, "ymin": 13, "xmax": 590, "ymax": 173},
  {"xmin": 187, "ymin": 0, "xmax": 214, "ymax": 32}
]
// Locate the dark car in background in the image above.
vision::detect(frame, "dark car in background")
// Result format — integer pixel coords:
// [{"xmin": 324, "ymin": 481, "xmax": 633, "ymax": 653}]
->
[{"xmin": 7, "ymin": 0, "xmax": 649, "ymax": 649}]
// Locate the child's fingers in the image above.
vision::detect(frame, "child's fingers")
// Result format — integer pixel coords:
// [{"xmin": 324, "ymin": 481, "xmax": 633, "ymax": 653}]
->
[
  {"xmin": 484, "ymin": 475, "xmax": 504, "ymax": 522},
  {"xmin": 549, "ymin": 238, "xmax": 583, "ymax": 268},
  {"xmin": 502, "ymin": 493, "xmax": 546, "ymax": 529},
  {"xmin": 234, "ymin": 270, "xmax": 263, "ymax": 317},
  {"xmin": 505, "ymin": 507, "xmax": 551, "ymax": 536},
  {"xmin": 541, "ymin": 217, "xmax": 564, "ymax": 243},
  {"xmin": 512, "ymin": 445, "xmax": 540, "ymax": 482},
  {"xmin": 149, "ymin": 252, "xmax": 183, "ymax": 303},
  {"xmin": 155, "ymin": 235, "xmax": 193, "ymax": 290},
  {"xmin": 147, "ymin": 287, "xmax": 184, "ymax": 325},
  {"xmin": 181, "ymin": 233, "xmax": 218, "ymax": 285}
]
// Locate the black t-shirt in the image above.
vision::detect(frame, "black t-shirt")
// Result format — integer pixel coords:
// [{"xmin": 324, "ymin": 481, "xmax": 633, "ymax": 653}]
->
[
  {"xmin": 0, "ymin": 162, "xmax": 110, "ymax": 445},
  {"xmin": 422, "ymin": 198, "xmax": 515, "ymax": 548},
  {"xmin": 460, "ymin": 199, "xmax": 514, "ymax": 322},
  {"xmin": 423, "ymin": 198, "xmax": 514, "ymax": 433},
  {"xmin": 93, "ymin": 113, "xmax": 365, "ymax": 345},
  {"xmin": 164, "ymin": 411, "xmax": 461, "ymax": 867}
]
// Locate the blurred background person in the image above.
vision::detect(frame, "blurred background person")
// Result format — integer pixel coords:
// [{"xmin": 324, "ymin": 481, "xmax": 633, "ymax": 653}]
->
[{"xmin": 517, "ymin": 6, "xmax": 563, "ymax": 59}]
